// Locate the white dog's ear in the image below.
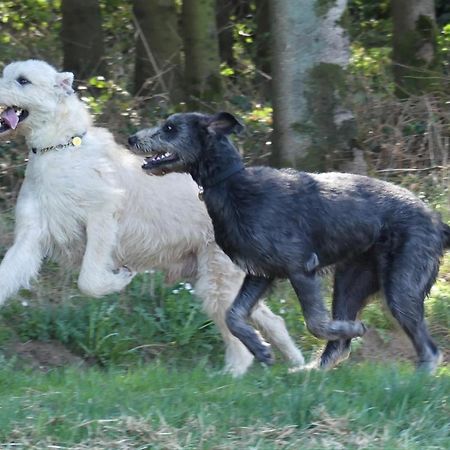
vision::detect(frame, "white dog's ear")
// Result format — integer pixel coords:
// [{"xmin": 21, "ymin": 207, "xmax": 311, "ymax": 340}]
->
[{"xmin": 55, "ymin": 72, "xmax": 74, "ymax": 95}]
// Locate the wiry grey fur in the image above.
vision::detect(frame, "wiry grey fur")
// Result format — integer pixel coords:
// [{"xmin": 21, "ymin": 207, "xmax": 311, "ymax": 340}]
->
[{"xmin": 129, "ymin": 111, "xmax": 450, "ymax": 373}]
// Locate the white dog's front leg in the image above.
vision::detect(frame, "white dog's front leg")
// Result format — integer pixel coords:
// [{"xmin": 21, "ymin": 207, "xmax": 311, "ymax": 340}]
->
[
  {"xmin": 78, "ymin": 212, "xmax": 135, "ymax": 297},
  {"xmin": 0, "ymin": 237, "xmax": 44, "ymax": 306},
  {"xmin": 0, "ymin": 184, "xmax": 45, "ymax": 306}
]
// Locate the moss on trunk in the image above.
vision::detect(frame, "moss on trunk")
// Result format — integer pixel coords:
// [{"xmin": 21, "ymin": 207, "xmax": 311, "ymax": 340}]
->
[
  {"xmin": 278, "ymin": 63, "xmax": 356, "ymax": 171},
  {"xmin": 315, "ymin": 0, "xmax": 337, "ymax": 16},
  {"xmin": 271, "ymin": 0, "xmax": 357, "ymax": 172}
]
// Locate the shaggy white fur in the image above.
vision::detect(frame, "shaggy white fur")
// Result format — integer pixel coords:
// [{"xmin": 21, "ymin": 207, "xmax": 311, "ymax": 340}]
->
[{"xmin": 0, "ymin": 60, "xmax": 305, "ymax": 375}]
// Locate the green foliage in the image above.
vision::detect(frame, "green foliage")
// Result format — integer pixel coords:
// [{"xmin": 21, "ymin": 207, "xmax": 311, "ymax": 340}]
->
[
  {"xmin": 347, "ymin": 0, "xmax": 449, "ymax": 93},
  {"xmin": 0, "ymin": 0, "xmax": 61, "ymax": 67},
  {"xmin": 349, "ymin": 44, "xmax": 391, "ymax": 81},
  {"xmin": 79, "ymin": 76, "xmax": 132, "ymax": 119},
  {"xmin": 0, "ymin": 273, "xmax": 221, "ymax": 367},
  {"xmin": 438, "ymin": 23, "xmax": 450, "ymax": 72},
  {"xmin": 346, "ymin": 0, "xmax": 395, "ymax": 88},
  {"xmin": 347, "ymin": 0, "xmax": 391, "ymax": 48}
]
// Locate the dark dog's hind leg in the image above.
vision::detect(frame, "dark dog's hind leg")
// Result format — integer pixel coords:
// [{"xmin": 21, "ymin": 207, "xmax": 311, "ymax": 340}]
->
[
  {"xmin": 380, "ymin": 240, "xmax": 442, "ymax": 373},
  {"xmin": 226, "ymin": 274, "xmax": 275, "ymax": 365},
  {"xmin": 319, "ymin": 255, "xmax": 379, "ymax": 369},
  {"xmin": 289, "ymin": 271, "xmax": 366, "ymax": 341}
]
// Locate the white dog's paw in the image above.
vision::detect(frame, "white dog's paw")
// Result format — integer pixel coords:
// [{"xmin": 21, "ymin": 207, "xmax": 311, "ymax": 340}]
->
[
  {"xmin": 78, "ymin": 266, "xmax": 136, "ymax": 297},
  {"xmin": 111, "ymin": 265, "xmax": 136, "ymax": 289}
]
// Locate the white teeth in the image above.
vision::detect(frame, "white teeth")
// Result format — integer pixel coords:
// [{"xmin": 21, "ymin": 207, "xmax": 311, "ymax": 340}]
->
[{"xmin": 153, "ymin": 152, "xmax": 172, "ymax": 161}]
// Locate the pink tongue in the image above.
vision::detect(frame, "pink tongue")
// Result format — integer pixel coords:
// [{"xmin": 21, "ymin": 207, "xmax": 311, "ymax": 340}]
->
[{"xmin": 1, "ymin": 108, "xmax": 19, "ymax": 129}]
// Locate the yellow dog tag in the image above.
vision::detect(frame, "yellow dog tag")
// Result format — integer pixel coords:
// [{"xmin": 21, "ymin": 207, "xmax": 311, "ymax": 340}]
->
[{"xmin": 72, "ymin": 136, "xmax": 82, "ymax": 146}]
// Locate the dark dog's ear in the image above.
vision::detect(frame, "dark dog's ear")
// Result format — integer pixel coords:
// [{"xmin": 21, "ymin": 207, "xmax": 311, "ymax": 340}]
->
[{"xmin": 206, "ymin": 112, "xmax": 244, "ymax": 135}]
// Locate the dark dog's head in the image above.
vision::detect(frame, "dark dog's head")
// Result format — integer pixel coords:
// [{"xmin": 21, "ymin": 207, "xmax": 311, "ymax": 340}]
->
[{"xmin": 128, "ymin": 112, "xmax": 243, "ymax": 176}]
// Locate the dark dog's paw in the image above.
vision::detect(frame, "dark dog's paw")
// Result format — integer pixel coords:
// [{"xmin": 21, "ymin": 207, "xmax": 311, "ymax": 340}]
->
[
  {"xmin": 255, "ymin": 344, "xmax": 275, "ymax": 365},
  {"xmin": 355, "ymin": 320, "xmax": 367, "ymax": 337}
]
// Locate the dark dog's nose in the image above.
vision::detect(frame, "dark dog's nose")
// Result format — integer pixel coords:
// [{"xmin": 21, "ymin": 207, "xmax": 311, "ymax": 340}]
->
[{"xmin": 128, "ymin": 135, "xmax": 138, "ymax": 146}]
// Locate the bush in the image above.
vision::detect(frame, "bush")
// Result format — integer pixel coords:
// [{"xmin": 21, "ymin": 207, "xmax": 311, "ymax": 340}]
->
[{"xmin": 0, "ymin": 272, "xmax": 222, "ymax": 367}]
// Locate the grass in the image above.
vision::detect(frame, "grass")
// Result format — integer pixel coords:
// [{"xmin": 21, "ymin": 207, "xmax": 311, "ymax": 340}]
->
[
  {"xmin": 0, "ymin": 363, "xmax": 449, "ymax": 449},
  {"xmin": 0, "ymin": 180, "xmax": 448, "ymax": 449}
]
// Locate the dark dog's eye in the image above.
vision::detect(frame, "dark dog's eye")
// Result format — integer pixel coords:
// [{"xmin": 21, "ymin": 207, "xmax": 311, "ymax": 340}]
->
[
  {"xmin": 163, "ymin": 123, "xmax": 176, "ymax": 133},
  {"xmin": 16, "ymin": 77, "xmax": 31, "ymax": 86}
]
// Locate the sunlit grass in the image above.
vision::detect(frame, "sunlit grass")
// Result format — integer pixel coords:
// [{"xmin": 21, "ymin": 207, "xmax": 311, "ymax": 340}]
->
[{"xmin": 0, "ymin": 363, "xmax": 448, "ymax": 449}]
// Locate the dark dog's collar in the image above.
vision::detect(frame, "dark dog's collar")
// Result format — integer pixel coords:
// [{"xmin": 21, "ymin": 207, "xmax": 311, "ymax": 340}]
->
[
  {"xmin": 201, "ymin": 161, "xmax": 245, "ymax": 188},
  {"xmin": 198, "ymin": 161, "xmax": 245, "ymax": 201},
  {"xmin": 31, "ymin": 132, "xmax": 86, "ymax": 154}
]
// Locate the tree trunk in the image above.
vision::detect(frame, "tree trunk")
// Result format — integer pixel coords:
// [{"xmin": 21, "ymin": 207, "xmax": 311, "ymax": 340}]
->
[
  {"xmin": 216, "ymin": 0, "xmax": 235, "ymax": 67},
  {"xmin": 132, "ymin": 0, "xmax": 183, "ymax": 103},
  {"xmin": 392, "ymin": 0, "xmax": 439, "ymax": 97},
  {"xmin": 60, "ymin": 0, "xmax": 106, "ymax": 80},
  {"xmin": 254, "ymin": 0, "xmax": 271, "ymax": 98},
  {"xmin": 182, "ymin": 0, "xmax": 223, "ymax": 106},
  {"xmin": 270, "ymin": 0, "xmax": 360, "ymax": 172}
]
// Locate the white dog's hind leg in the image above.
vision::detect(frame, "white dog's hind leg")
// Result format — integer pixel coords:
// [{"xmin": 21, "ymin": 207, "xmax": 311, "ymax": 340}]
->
[
  {"xmin": 250, "ymin": 303, "xmax": 305, "ymax": 367},
  {"xmin": 195, "ymin": 243, "xmax": 255, "ymax": 377},
  {"xmin": 196, "ymin": 243, "xmax": 305, "ymax": 374},
  {"xmin": 78, "ymin": 212, "xmax": 135, "ymax": 297}
]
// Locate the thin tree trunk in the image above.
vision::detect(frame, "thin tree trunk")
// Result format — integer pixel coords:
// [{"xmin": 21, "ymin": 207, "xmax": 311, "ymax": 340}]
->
[
  {"xmin": 392, "ymin": 0, "xmax": 439, "ymax": 97},
  {"xmin": 216, "ymin": 0, "xmax": 235, "ymax": 67},
  {"xmin": 133, "ymin": 0, "xmax": 183, "ymax": 103},
  {"xmin": 60, "ymin": 0, "xmax": 106, "ymax": 80},
  {"xmin": 182, "ymin": 0, "xmax": 223, "ymax": 106},
  {"xmin": 271, "ymin": 0, "xmax": 360, "ymax": 172},
  {"xmin": 254, "ymin": 0, "xmax": 271, "ymax": 98}
]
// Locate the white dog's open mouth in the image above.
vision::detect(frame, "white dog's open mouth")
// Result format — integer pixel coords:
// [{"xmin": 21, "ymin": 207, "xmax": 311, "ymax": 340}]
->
[{"xmin": 0, "ymin": 106, "xmax": 29, "ymax": 134}]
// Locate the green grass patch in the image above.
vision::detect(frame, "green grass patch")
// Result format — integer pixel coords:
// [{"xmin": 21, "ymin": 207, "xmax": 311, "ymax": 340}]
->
[
  {"xmin": 0, "ymin": 272, "xmax": 224, "ymax": 368},
  {"xmin": 0, "ymin": 363, "xmax": 448, "ymax": 449}
]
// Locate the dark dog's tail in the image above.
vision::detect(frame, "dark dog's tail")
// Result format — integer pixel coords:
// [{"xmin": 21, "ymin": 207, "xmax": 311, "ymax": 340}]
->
[{"xmin": 444, "ymin": 222, "xmax": 450, "ymax": 249}]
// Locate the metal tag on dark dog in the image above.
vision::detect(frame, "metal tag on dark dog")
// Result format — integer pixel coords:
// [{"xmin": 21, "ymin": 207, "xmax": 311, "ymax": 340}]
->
[{"xmin": 198, "ymin": 186, "xmax": 204, "ymax": 201}]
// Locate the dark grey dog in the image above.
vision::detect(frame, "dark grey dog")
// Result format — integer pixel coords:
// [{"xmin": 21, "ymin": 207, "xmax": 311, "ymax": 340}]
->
[{"xmin": 128, "ymin": 112, "xmax": 450, "ymax": 372}]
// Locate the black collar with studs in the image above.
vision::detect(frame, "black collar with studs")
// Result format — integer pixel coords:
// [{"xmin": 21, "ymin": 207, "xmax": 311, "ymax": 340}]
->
[{"xmin": 31, "ymin": 132, "xmax": 86, "ymax": 154}]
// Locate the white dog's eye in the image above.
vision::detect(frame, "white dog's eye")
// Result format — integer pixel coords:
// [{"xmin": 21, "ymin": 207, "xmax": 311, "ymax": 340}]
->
[{"xmin": 16, "ymin": 77, "xmax": 31, "ymax": 86}]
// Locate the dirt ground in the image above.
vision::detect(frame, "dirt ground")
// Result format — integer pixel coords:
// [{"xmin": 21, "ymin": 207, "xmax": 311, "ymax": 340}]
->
[
  {"xmin": 3, "ymin": 327, "xmax": 448, "ymax": 371},
  {"xmin": 352, "ymin": 327, "xmax": 449, "ymax": 365},
  {"xmin": 4, "ymin": 340, "xmax": 85, "ymax": 370}
]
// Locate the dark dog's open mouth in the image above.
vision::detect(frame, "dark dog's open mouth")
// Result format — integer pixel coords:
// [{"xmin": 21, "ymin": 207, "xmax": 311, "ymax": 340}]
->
[
  {"xmin": 0, "ymin": 106, "xmax": 29, "ymax": 134},
  {"xmin": 141, "ymin": 151, "xmax": 182, "ymax": 175}
]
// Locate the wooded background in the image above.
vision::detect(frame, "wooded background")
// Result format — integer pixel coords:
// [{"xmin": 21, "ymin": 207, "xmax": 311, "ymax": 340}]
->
[
  {"xmin": 0, "ymin": 8, "xmax": 449, "ymax": 445},
  {"xmin": 0, "ymin": 0, "xmax": 449, "ymax": 175}
]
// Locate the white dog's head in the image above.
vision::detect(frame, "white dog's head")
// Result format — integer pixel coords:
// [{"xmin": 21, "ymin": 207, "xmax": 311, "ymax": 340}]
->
[{"xmin": 0, "ymin": 60, "xmax": 89, "ymax": 141}]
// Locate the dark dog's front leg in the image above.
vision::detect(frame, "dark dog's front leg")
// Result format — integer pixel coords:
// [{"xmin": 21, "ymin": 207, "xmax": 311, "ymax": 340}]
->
[
  {"xmin": 289, "ymin": 271, "xmax": 366, "ymax": 341},
  {"xmin": 226, "ymin": 274, "xmax": 274, "ymax": 365}
]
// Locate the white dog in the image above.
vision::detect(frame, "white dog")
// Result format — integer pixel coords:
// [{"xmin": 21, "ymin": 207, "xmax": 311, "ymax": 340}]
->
[{"xmin": 0, "ymin": 60, "xmax": 304, "ymax": 375}]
